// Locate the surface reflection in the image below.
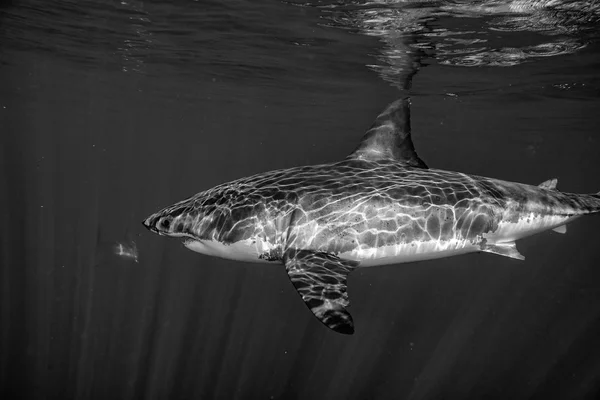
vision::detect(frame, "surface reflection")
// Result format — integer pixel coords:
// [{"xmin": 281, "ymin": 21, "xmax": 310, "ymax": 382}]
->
[{"xmin": 294, "ymin": 0, "xmax": 600, "ymax": 85}]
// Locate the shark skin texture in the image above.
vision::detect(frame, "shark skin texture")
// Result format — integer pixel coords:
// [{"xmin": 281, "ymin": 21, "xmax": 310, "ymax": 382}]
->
[{"xmin": 143, "ymin": 98, "xmax": 600, "ymax": 335}]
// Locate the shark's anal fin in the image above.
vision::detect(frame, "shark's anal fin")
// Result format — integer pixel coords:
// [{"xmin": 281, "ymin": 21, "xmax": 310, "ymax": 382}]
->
[
  {"xmin": 283, "ymin": 249, "xmax": 360, "ymax": 335},
  {"xmin": 348, "ymin": 98, "xmax": 428, "ymax": 168},
  {"xmin": 552, "ymin": 225, "xmax": 567, "ymax": 234},
  {"xmin": 538, "ymin": 178, "xmax": 558, "ymax": 190},
  {"xmin": 481, "ymin": 242, "xmax": 525, "ymax": 260}
]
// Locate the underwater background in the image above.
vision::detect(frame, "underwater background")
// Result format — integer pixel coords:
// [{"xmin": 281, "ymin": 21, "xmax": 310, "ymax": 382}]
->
[{"xmin": 1, "ymin": 0, "xmax": 600, "ymax": 398}]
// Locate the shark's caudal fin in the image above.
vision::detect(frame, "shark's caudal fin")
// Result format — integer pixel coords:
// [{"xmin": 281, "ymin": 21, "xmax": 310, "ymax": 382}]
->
[
  {"xmin": 347, "ymin": 98, "xmax": 428, "ymax": 168},
  {"xmin": 284, "ymin": 249, "xmax": 360, "ymax": 334}
]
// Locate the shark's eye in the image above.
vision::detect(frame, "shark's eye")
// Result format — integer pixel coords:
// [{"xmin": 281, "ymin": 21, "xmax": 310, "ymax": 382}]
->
[{"xmin": 160, "ymin": 218, "xmax": 171, "ymax": 229}]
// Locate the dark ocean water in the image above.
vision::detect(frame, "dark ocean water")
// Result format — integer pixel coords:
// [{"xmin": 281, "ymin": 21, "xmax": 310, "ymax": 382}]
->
[{"xmin": 1, "ymin": 0, "xmax": 600, "ymax": 399}]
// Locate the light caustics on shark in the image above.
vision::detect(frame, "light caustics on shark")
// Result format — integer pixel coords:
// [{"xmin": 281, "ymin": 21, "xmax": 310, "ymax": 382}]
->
[{"xmin": 143, "ymin": 98, "xmax": 600, "ymax": 334}]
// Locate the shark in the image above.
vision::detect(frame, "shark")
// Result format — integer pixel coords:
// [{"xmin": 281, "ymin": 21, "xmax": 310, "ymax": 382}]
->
[{"xmin": 143, "ymin": 98, "xmax": 600, "ymax": 334}]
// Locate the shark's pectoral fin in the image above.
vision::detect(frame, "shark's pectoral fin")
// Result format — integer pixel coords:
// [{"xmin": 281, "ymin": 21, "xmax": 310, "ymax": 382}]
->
[
  {"xmin": 481, "ymin": 242, "xmax": 525, "ymax": 260},
  {"xmin": 283, "ymin": 249, "xmax": 360, "ymax": 335}
]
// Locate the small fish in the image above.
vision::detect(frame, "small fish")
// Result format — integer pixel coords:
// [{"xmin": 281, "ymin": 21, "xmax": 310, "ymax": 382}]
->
[
  {"xmin": 95, "ymin": 227, "xmax": 139, "ymax": 265},
  {"xmin": 113, "ymin": 240, "xmax": 139, "ymax": 263}
]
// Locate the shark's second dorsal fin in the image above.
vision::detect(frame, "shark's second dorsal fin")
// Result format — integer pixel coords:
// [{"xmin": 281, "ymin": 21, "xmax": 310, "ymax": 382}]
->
[{"xmin": 347, "ymin": 98, "xmax": 428, "ymax": 168}]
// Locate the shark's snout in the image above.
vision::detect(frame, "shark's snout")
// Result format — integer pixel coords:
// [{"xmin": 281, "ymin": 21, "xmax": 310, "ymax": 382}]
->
[
  {"xmin": 142, "ymin": 213, "xmax": 173, "ymax": 235},
  {"xmin": 143, "ymin": 207, "xmax": 201, "ymax": 238},
  {"xmin": 142, "ymin": 215, "xmax": 154, "ymax": 231}
]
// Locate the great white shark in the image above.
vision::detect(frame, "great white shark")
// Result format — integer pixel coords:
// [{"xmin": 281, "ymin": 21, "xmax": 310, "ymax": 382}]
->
[{"xmin": 143, "ymin": 98, "xmax": 600, "ymax": 334}]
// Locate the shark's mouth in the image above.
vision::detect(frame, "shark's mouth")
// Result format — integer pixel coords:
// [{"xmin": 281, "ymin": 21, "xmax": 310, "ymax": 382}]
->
[{"xmin": 182, "ymin": 237, "xmax": 281, "ymax": 264}]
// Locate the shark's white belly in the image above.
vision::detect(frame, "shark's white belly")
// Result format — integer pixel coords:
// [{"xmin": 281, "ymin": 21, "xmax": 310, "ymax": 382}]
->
[
  {"xmin": 340, "ymin": 239, "xmax": 480, "ymax": 266},
  {"xmin": 484, "ymin": 212, "xmax": 577, "ymax": 243},
  {"xmin": 184, "ymin": 237, "xmax": 277, "ymax": 263}
]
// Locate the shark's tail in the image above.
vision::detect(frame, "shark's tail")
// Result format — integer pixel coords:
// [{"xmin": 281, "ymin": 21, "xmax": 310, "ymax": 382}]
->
[
  {"xmin": 553, "ymin": 190, "xmax": 600, "ymax": 216},
  {"xmin": 589, "ymin": 192, "xmax": 600, "ymax": 213},
  {"xmin": 542, "ymin": 179, "xmax": 600, "ymax": 215}
]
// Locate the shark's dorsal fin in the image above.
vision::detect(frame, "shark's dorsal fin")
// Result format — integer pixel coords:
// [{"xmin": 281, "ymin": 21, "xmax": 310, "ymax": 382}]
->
[
  {"xmin": 284, "ymin": 249, "xmax": 360, "ymax": 335},
  {"xmin": 538, "ymin": 178, "xmax": 558, "ymax": 190},
  {"xmin": 347, "ymin": 98, "xmax": 428, "ymax": 168}
]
